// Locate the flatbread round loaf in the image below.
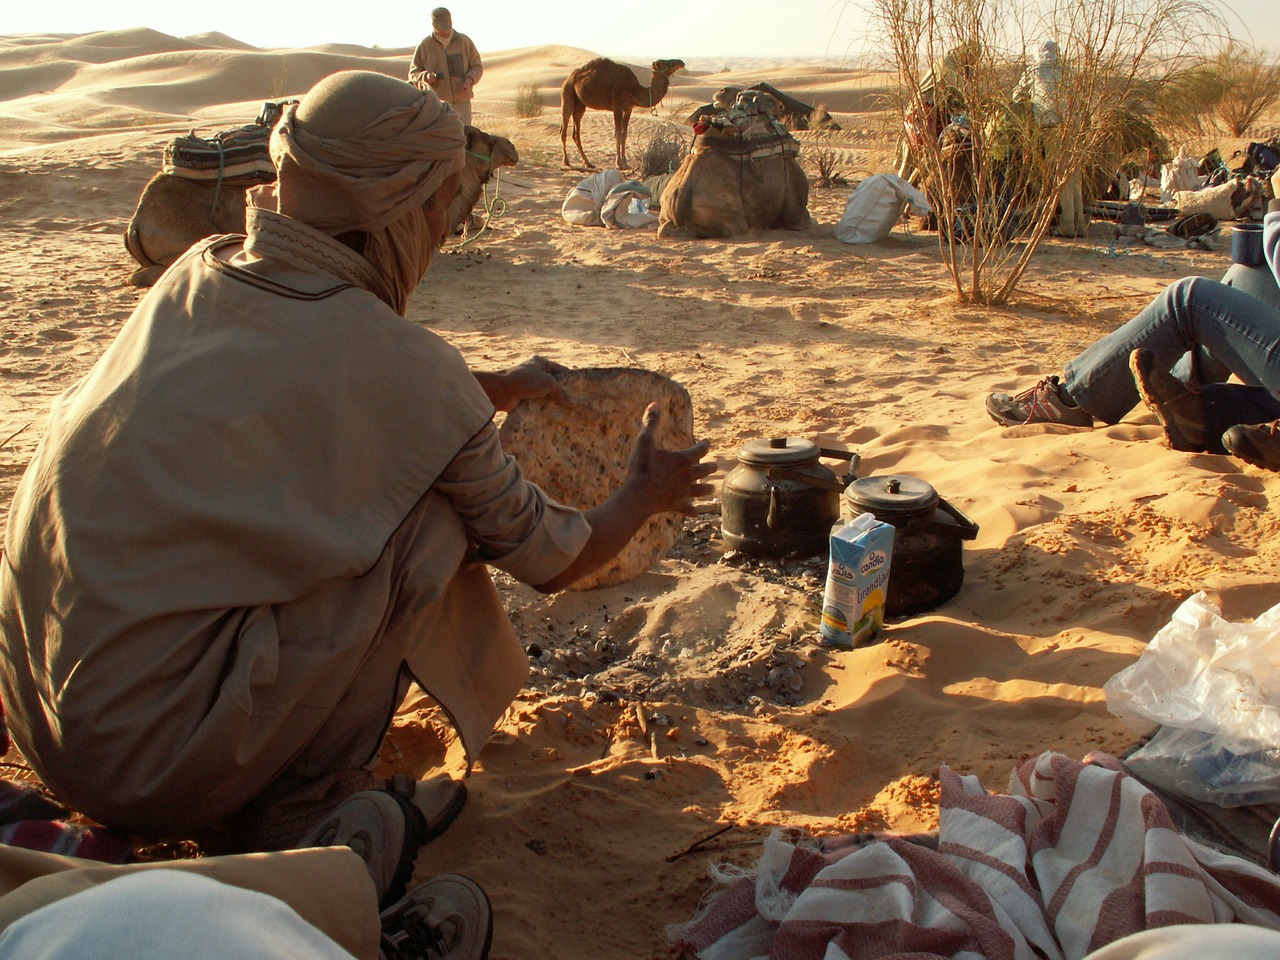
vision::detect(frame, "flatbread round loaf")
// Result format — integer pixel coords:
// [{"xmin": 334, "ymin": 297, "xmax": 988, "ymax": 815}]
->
[{"xmin": 499, "ymin": 367, "xmax": 693, "ymax": 590}]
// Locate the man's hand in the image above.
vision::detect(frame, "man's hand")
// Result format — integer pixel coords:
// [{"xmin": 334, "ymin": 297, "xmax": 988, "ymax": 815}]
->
[
  {"xmin": 532, "ymin": 403, "xmax": 715, "ymax": 593},
  {"xmin": 474, "ymin": 356, "xmax": 572, "ymax": 412},
  {"xmin": 621, "ymin": 402, "xmax": 715, "ymax": 517}
]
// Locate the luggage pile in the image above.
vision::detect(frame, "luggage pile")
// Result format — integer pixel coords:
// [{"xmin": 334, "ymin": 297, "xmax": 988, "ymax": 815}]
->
[{"xmin": 690, "ymin": 89, "xmax": 800, "ymax": 162}]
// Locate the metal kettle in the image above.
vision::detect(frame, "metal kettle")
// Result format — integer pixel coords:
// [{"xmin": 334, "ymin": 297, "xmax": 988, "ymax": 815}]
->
[{"xmin": 721, "ymin": 437, "xmax": 858, "ymax": 557}]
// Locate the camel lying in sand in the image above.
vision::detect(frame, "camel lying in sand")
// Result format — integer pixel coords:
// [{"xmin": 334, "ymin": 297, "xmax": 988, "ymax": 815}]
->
[
  {"xmin": 559, "ymin": 57, "xmax": 685, "ymax": 170},
  {"xmin": 657, "ymin": 144, "xmax": 811, "ymax": 240},
  {"xmin": 124, "ymin": 126, "xmax": 518, "ymax": 286}
]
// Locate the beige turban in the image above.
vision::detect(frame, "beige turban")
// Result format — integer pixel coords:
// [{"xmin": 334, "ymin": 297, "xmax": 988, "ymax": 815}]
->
[{"xmin": 268, "ymin": 72, "xmax": 465, "ymax": 236}]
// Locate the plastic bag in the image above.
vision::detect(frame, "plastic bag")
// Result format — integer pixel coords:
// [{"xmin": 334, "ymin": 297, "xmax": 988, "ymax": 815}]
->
[
  {"xmin": 1123, "ymin": 726, "xmax": 1280, "ymax": 807},
  {"xmin": 601, "ymin": 180, "xmax": 658, "ymax": 229},
  {"xmin": 1104, "ymin": 591, "xmax": 1280, "ymax": 806}
]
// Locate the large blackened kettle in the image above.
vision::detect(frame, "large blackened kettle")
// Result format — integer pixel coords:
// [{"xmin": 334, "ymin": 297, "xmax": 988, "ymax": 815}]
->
[
  {"xmin": 843, "ymin": 474, "xmax": 979, "ymax": 617},
  {"xmin": 721, "ymin": 437, "xmax": 858, "ymax": 557}
]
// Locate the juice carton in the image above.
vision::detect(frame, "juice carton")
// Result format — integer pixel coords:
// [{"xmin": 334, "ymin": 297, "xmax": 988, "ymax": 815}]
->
[{"xmin": 819, "ymin": 512, "xmax": 895, "ymax": 648}]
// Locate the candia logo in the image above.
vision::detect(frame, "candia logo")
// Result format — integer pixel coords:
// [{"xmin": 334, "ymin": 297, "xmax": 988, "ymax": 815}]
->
[{"xmin": 859, "ymin": 550, "xmax": 887, "ymax": 575}]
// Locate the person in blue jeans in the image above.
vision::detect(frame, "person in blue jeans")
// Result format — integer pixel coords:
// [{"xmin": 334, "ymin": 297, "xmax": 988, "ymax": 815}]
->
[{"xmin": 986, "ymin": 181, "xmax": 1280, "ymax": 470}]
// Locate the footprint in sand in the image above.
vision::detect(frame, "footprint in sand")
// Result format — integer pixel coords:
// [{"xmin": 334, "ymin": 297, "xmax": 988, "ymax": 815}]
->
[{"xmin": 38, "ymin": 328, "xmax": 78, "ymax": 342}]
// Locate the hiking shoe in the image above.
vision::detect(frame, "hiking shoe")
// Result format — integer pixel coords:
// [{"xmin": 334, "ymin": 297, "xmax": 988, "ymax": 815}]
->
[
  {"xmin": 1222, "ymin": 420, "xmax": 1280, "ymax": 471},
  {"xmin": 302, "ymin": 777, "xmax": 466, "ymax": 908},
  {"xmin": 1129, "ymin": 348, "xmax": 1211, "ymax": 452},
  {"xmin": 985, "ymin": 375, "xmax": 1093, "ymax": 427},
  {"xmin": 380, "ymin": 874, "xmax": 493, "ymax": 960}
]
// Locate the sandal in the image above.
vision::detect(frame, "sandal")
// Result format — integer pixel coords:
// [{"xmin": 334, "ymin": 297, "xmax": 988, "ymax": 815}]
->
[{"xmin": 303, "ymin": 774, "xmax": 467, "ymax": 908}]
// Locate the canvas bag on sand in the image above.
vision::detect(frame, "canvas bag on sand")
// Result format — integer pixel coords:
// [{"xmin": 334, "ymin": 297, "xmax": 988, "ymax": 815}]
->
[
  {"xmin": 835, "ymin": 173, "xmax": 930, "ymax": 244},
  {"xmin": 1175, "ymin": 180, "xmax": 1243, "ymax": 221},
  {"xmin": 1161, "ymin": 148, "xmax": 1202, "ymax": 200},
  {"xmin": 561, "ymin": 170, "xmax": 624, "ymax": 226}
]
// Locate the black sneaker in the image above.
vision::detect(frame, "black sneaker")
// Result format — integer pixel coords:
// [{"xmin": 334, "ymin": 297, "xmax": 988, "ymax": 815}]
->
[
  {"xmin": 1129, "ymin": 348, "xmax": 1211, "ymax": 452},
  {"xmin": 380, "ymin": 874, "xmax": 493, "ymax": 960},
  {"xmin": 1222, "ymin": 420, "xmax": 1280, "ymax": 471}
]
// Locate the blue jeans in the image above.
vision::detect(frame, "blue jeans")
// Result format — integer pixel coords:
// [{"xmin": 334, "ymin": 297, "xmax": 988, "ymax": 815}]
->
[{"xmin": 1064, "ymin": 276, "xmax": 1280, "ymax": 436}]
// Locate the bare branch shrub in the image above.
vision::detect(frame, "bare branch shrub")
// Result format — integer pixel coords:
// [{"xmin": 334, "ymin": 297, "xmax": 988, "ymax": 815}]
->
[
  {"xmin": 810, "ymin": 103, "xmax": 842, "ymax": 131},
  {"xmin": 804, "ymin": 133, "xmax": 852, "ymax": 187},
  {"xmin": 637, "ymin": 123, "xmax": 689, "ymax": 179},
  {"xmin": 513, "ymin": 83, "xmax": 543, "ymax": 119},
  {"xmin": 1212, "ymin": 44, "xmax": 1280, "ymax": 136},
  {"xmin": 872, "ymin": 0, "xmax": 1225, "ymax": 305}
]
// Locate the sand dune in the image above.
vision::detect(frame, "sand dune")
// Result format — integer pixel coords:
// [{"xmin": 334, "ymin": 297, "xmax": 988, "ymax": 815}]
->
[{"xmin": 2, "ymin": 27, "xmax": 1279, "ymax": 960}]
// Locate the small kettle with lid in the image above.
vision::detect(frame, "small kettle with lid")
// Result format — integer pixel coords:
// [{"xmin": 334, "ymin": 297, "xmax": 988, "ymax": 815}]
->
[
  {"xmin": 721, "ymin": 437, "xmax": 858, "ymax": 557},
  {"xmin": 843, "ymin": 474, "xmax": 979, "ymax": 617}
]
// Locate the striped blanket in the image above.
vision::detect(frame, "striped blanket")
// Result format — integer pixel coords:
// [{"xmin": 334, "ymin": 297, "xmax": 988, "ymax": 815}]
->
[
  {"xmin": 671, "ymin": 753, "xmax": 1280, "ymax": 960},
  {"xmin": 0, "ymin": 703, "xmax": 131, "ymax": 862}
]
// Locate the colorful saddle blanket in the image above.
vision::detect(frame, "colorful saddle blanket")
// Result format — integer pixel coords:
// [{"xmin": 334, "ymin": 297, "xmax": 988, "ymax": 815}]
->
[{"xmin": 162, "ymin": 100, "xmax": 295, "ymax": 181}]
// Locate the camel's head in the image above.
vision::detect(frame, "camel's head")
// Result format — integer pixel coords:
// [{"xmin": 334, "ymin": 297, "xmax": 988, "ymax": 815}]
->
[
  {"xmin": 652, "ymin": 59, "xmax": 686, "ymax": 78},
  {"xmin": 463, "ymin": 126, "xmax": 519, "ymax": 176}
]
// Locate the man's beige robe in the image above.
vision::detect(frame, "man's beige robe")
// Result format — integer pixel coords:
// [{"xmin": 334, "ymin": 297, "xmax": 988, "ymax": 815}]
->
[{"xmin": 0, "ymin": 209, "xmax": 589, "ymax": 836}]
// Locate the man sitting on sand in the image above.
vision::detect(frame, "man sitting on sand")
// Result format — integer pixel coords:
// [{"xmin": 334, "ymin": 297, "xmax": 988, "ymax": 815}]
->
[
  {"xmin": 0, "ymin": 69, "xmax": 712, "ymax": 922},
  {"xmin": 408, "ymin": 8, "xmax": 483, "ymax": 125},
  {"xmin": 986, "ymin": 172, "xmax": 1280, "ymax": 470}
]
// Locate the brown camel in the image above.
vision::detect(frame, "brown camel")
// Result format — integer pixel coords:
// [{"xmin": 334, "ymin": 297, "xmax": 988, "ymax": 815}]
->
[
  {"xmin": 657, "ymin": 146, "xmax": 811, "ymax": 240},
  {"xmin": 125, "ymin": 125, "xmax": 518, "ymax": 286},
  {"xmin": 559, "ymin": 58, "xmax": 685, "ymax": 170}
]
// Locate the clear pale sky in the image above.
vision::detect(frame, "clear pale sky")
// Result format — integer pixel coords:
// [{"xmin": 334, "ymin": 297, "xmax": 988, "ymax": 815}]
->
[{"xmin": 4, "ymin": 0, "xmax": 1277, "ymax": 61}]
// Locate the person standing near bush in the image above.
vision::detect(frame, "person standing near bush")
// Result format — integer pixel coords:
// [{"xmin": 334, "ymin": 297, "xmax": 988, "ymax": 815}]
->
[
  {"xmin": 409, "ymin": 8, "xmax": 483, "ymax": 125},
  {"xmin": 1014, "ymin": 39, "xmax": 1088, "ymax": 237}
]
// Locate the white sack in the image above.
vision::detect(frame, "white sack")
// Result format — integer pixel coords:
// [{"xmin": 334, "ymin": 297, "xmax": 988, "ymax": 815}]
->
[
  {"xmin": 835, "ymin": 173, "xmax": 930, "ymax": 245},
  {"xmin": 561, "ymin": 169, "xmax": 624, "ymax": 226}
]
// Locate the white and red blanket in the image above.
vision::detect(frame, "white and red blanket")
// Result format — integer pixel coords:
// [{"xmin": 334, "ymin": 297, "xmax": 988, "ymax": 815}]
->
[{"xmin": 671, "ymin": 753, "xmax": 1280, "ymax": 960}]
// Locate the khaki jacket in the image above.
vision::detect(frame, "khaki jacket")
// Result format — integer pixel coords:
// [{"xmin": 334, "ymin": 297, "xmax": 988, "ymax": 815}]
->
[{"xmin": 409, "ymin": 32, "xmax": 483, "ymax": 104}]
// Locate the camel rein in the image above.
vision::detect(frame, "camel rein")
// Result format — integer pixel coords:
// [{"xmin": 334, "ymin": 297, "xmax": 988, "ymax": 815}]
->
[
  {"xmin": 209, "ymin": 142, "xmax": 226, "ymax": 217},
  {"xmin": 452, "ymin": 153, "xmax": 507, "ymax": 251}
]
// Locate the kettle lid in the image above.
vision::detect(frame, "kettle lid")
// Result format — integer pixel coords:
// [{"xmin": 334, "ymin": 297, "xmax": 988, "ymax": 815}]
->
[
  {"xmin": 737, "ymin": 437, "xmax": 820, "ymax": 465},
  {"xmin": 844, "ymin": 474, "xmax": 939, "ymax": 517}
]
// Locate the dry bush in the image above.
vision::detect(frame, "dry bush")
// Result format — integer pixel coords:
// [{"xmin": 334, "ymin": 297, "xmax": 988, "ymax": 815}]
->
[
  {"xmin": 804, "ymin": 134, "xmax": 852, "ymax": 187},
  {"xmin": 1149, "ymin": 66, "xmax": 1225, "ymax": 140},
  {"xmin": 637, "ymin": 124, "xmax": 689, "ymax": 179},
  {"xmin": 872, "ymin": 0, "xmax": 1225, "ymax": 305},
  {"xmin": 513, "ymin": 83, "xmax": 543, "ymax": 119},
  {"xmin": 1212, "ymin": 44, "xmax": 1280, "ymax": 136},
  {"xmin": 810, "ymin": 103, "xmax": 842, "ymax": 131}
]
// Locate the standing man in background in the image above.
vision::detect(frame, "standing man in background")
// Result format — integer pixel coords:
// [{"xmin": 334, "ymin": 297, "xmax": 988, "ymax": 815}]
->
[{"xmin": 409, "ymin": 8, "xmax": 483, "ymax": 125}]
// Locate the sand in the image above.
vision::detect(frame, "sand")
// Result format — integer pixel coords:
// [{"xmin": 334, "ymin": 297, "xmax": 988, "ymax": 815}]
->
[{"xmin": 3, "ymin": 29, "xmax": 1280, "ymax": 960}]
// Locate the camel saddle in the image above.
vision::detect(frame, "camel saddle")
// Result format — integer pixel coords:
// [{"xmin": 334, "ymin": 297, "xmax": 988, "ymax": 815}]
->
[
  {"xmin": 691, "ymin": 92, "xmax": 800, "ymax": 162},
  {"xmin": 693, "ymin": 127, "xmax": 800, "ymax": 162},
  {"xmin": 162, "ymin": 100, "xmax": 296, "ymax": 182}
]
